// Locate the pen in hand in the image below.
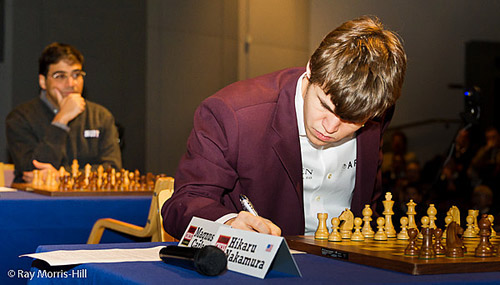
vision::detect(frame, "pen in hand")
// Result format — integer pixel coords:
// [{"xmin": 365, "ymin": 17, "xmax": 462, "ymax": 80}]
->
[{"xmin": 239, "ymin": 194, "xmax": 259, "ymax": 216}]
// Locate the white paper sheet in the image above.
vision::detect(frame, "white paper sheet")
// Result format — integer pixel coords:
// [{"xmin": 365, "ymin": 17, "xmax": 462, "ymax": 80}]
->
[
  {"xmin": 0, "ymin": 187, "xmax": 17, "ymax": 192},
  {"xmin": 20, "ymin": 246, "xmax": 164, "ymax": 266}
]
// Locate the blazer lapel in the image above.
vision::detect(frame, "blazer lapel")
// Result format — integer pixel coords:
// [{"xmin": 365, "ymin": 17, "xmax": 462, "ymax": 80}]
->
[{"xmin": 270, "ymin": 78, "xmax": 303, "ymax": 204}]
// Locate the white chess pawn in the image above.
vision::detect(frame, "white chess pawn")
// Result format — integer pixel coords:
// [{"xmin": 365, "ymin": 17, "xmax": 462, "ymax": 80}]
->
[
  {"xmin": 374, "ymin": 217, "xmax": 387, "ymax": 241},
  {"xmin": 362, "ymin": 205, "xmax": 374, "ymax": 238},
  {"xmin": 418, "ymin": 216, "xmax": 430, "ymax": 239},
  {"xmin": 443, "ymin": 214, "xmax": 453, "ymax": 239},
  {"xmin": 397, "ymin": 216, "xmax": 410, "ymax": 240},
  {"xmin": 463, "ymin": 214, "xmax": 477, "ymax": 238},
  {"xmin": 351, "ymin": 217, "xmax": 365, "ymax": 241},
  {"xmin": 328, "ymin": 217, "xmax": 342, "ymax": 242}
]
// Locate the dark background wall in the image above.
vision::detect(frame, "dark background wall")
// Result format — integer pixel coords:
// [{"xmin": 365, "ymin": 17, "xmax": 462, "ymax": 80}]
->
[
  {"xmin": 2, "ymin": 0, "xmax": 146, "ymax": 171},
  {"xmin": 2, "ymin": 0, "xmax": 500, "ymax": 177}
]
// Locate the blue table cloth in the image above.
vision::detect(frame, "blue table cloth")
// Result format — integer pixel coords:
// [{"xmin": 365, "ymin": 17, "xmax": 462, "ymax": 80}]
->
[
  {"xmin": 25, "ymin": 242, "xmax": 500, "ymax": 284},
  {"xmin": 0, "ymin": 190, "xmax": 151, "ymax": 285}
]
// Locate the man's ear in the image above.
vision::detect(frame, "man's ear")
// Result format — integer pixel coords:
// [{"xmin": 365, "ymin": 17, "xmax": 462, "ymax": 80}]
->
[{"xmin": 39, "ymin": 74, "xmax": 47, "ymax": 90}]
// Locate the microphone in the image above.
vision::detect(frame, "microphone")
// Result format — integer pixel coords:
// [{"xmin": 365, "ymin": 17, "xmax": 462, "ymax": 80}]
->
[{"xmin": 159, "ymin": 245, "xmax": 227, "ymax": 276}]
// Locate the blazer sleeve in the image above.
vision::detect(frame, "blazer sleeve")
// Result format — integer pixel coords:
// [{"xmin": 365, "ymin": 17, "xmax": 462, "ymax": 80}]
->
[{"xmin": 162, "ymin": 97, "xmax": 240, "ymax": 239}]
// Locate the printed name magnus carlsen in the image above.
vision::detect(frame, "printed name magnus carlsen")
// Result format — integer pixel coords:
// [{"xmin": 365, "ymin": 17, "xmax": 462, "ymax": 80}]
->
[{"xmin": 225, "ymin": 237, "xmax": 265, "ymax": 269}]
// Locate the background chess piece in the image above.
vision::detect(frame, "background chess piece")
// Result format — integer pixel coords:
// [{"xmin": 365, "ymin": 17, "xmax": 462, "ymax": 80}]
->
[
  {"xmin": 463, "ymin": 214, "xmax": 477, "ymax": 238},
  {"xmin": 315, "ymin": 213, "xmax": 329, "ymax": 240},
  {"xmin": 328, "ymin": 217, "xmax": 342, "ymax": 242},
  {"xmin": 443, "ymin": 214, "xmax": 453, "ymax": 239},
  {"xmin": 427, "ymin": 204, "xmax": 437, "ymax": 230},
  {"xmin": 488, "ymin": 215, "xmax": 496, "ymax": 238},
  {"xmin": 418, "ymin": 216, "xmax": 430, "ymax": 239}
]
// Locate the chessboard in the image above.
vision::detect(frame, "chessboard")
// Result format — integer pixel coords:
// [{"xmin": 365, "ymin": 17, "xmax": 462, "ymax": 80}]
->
[
  {"xmin": 286, "ymin": 235, "xmax": 500, "ymax": 275},
  {"xmin": 12, "ymin": 182, "xmax": 154, "ymax": 196},
  {"xmin": 12, "ymin": 159, "xmax": 161, "ymax": 196}
]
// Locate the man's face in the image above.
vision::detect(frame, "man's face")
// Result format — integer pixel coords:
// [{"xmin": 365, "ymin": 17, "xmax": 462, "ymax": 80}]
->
[
  {"xmin": 38, "ymin": 60, "xmax": 84, "ymax": 105},
  {"xmin": 302, "ymin": 79, "xmax": 365, "ymax": 147}
]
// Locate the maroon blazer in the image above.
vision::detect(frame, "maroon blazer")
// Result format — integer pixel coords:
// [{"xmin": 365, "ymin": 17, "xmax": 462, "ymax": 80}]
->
[{"xmin": 162, "ymin": 67, "xmax": 392, "ymax": 239}]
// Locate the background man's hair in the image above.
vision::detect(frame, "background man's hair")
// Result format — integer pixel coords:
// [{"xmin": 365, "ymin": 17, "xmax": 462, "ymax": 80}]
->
[{"xmin": 39, "ymin": 42, "xmax": 84, "ymax": 76}]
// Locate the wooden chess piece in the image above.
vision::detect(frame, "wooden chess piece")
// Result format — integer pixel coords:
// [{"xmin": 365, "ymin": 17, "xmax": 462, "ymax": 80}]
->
[
  {"xmin": 404, "ymin": 228, "xmax": 419, "ymax": 256},
  {"xmin": 351, "ymin": 217, "xmax": 365, "ymax": 241},
  {"xmin": 110, "ymin": 168, "xmax": 117, "ymax": 190},
  {"xmin": 315, "ymin": 213, "xmax": 329, "ymax": 240},
  {"xmin": 32, "ymin": 170, "xmax": 41, "ymax": 187},
  {"xmin": 472, "ymin": 210, "xmax": 480, "ymax": 234},
  {"xmin": 463, "ymin": 214, "xmax": 476, "ymax": 238},
  {"xmin": 433, "ymin": 228, "xmax": 446, "ymax": 255},
  {"xmin": 97, "ymin": 165, "xmax": 104, "ymax": 190},
  {"xmin": 488, "ymin": 215, "xmax": 496, "ymax": 238},
  {"xmin": 83, "ymin": 164, "xmax": 91, "ymax": 188},
  {"xmin": 123, "ymin": 170, "xmax": 130, "ymax": 190},
  {"xmin": 374, "ymin": 217, "xmax": 387, "ymax": 241},
  {"xmin": 419, "ymin": 226, "xmax": 436, "ymax": 259},
  {"xmin": 443, "ymin": 214, "xmax": 453, "ymax": 239},
  {"xmin": 427, "ymin": 204, "xmax": 437, "ymax": 230},
  {"xmin": 397, "ymin": 216, "xmax": 410, "ymax": 240},
  {"xmin": 445, "ymin": 222, "xmax": 465, "ymax": 258},
  {"xmin": 328, "ymin": 217, "xmax": 342, "ymax": 242},
  {"xmin": 418, "ymin": 216, "xmax": 430, "ymax": 239},
  {"xmin": 361, "ymin": 205, "xmax": 374, "ymax": 238},
  {"xmin": 406, "ymin": 199, "xmax": 418, "ymax": 230},
  {"xmin": 71, "ymin": 159, "xmax": 79, "ymax": 179},
  {"xmin": 475, "ymin": 214, "xmax": 494, "ymax": 257},
  {"xmin": 88, "ymin": 172, "xmax": 98, "ymax": 191},
  {"xmin": 339, "ymin": 209, "xmax": 354, "ymax": 239},
  {"xmin": 383, "ymin": 192, "xmax": 396, "ymax": 238},
  {"xmin": 448, "ymin": 205, "xmax": 461, "ymax": 226}
]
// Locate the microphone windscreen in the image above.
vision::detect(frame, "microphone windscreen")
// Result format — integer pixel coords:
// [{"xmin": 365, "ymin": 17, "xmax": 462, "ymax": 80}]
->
[{"xmin": 193, "ymin": 245, "xmax": 227, "ymax": 276}]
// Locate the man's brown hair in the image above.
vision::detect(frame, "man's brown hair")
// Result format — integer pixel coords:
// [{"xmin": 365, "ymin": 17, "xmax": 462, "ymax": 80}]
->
[{"xmin": 309, "ymin": 16, "xmax": 407, "ymax": 123}]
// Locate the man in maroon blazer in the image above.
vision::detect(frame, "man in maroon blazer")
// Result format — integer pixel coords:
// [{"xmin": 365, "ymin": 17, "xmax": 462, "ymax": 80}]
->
[{"xmin": 162, "ymin": 16, "xmax": 407, "ymax": 239}]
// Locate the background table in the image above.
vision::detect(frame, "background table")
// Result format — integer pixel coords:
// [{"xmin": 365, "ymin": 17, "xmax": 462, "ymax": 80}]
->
[
  {"xmin": 25, "ymin": 242, "xmax": 500, "ymax": 284},
  {"xmin": 0, "ymin": 190, "xmax": 151, "ymax": 285}
]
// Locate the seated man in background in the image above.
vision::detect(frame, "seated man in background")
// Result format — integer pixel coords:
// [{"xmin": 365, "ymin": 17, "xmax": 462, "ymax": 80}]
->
[
  {"xmin": 6, "ymin": 42, "xmax": 122, "ymax": 183},
  {"xmin": 162, "ymin": 16, "xmax": 407, "ymax": 238}
]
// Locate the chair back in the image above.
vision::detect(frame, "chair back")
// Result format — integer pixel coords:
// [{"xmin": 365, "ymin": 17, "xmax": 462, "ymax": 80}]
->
[
  {"xmin": 157, "ymin": 177, "xmax": 176, "ymax": 241},
  {"xmin": 0, "ymin": 163, "xmax": 15, "ymax": 187}
]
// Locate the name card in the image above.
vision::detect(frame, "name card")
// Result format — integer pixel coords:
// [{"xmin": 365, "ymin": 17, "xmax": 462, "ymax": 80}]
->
[
  {"xmin": 179, "ymin": 217, "xmax": 301, "ymax": 279},
  {"xmin": 178, "ymin": 217, "xmax": 228, "ymax": 248}
]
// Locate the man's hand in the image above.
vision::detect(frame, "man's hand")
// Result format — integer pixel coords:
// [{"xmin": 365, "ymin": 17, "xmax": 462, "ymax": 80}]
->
[
  {"xmin": 52, "ymin": 88, "xmax": 86, "ymax": 125},
  {"xmin": 225, "ymin": 211, "xmax": 281, "ymax": 236},
  {"xmin": 22, "ymin": 160, "xmax": 58, "ymax": 183}
]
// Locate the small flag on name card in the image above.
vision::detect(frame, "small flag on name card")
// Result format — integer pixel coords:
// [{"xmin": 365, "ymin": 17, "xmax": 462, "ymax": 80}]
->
[{"xmin": 266, "ymin": 244, "xmax": 273, "ymax": 252}]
